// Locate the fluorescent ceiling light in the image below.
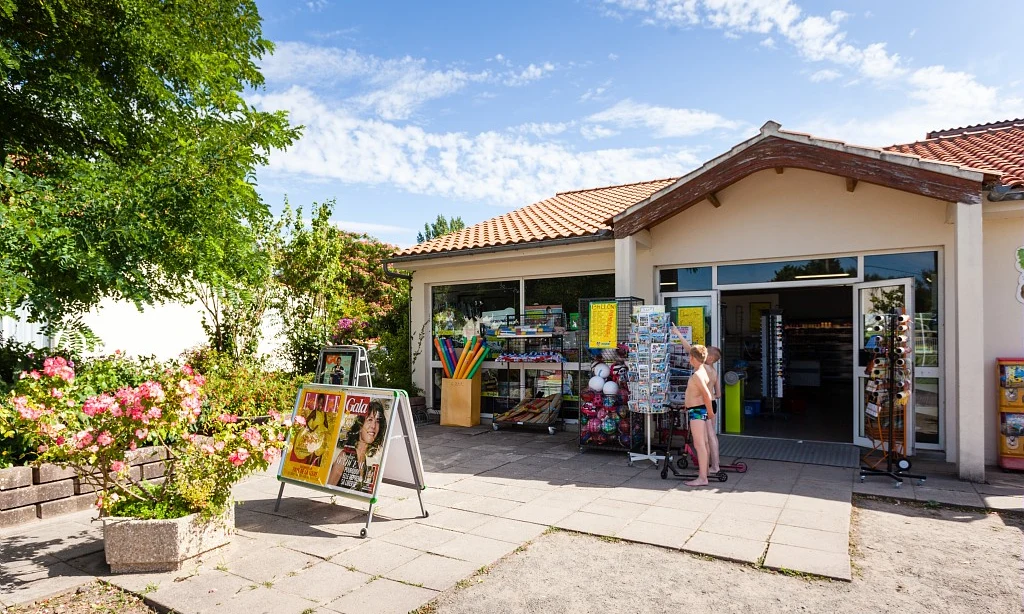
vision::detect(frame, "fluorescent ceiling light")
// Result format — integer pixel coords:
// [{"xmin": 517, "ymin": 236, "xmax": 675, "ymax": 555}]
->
[
  {"xmin": 793, "ymin": 273, "xmax": 851, "ymax": 279},
  {"xmin": 659, "ymin": 282, "xmax": 675, "ymax": 286}
]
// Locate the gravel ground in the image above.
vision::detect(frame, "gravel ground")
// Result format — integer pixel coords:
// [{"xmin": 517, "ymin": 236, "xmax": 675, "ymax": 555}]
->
[
  {"xmin": 6, "ymin": 582, "xmax": 155, "ymax": 614},
  {"xmin": 428, "ymin": 498, "xmax": 1024, "ymax": 614}
]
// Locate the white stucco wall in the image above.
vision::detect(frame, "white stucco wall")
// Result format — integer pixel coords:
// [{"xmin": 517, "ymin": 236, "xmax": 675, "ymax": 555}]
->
[
  {"xmin": 982, "ymin": 209, "xmax": 1024, "ymax": 464},
  {"xmin": 82, "ymin": 299, "xmax": 208, "ymax": 360}
]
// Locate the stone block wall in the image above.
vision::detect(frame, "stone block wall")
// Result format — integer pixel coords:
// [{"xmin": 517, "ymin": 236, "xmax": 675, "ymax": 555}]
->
[{"xmin": 0, "ymin": 446, "xmax": 167, "ymax": 528}]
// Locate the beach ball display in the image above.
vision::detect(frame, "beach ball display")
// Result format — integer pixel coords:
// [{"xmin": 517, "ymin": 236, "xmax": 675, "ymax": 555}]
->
[
  {"xmin": 618, "ymin": 419, "xmax": 630, "ymax": 434},
  {"xmin": 597, "ymin": 408, "xmax": 609, "ymax": 421},
  {"xmin": 589, "ymin": 376, "xmax": 606, "ymax": 392},
  {"xmin": 581, "ymin": 403, "xmax": 597, "ymax": 418},
  {"xmin": 580, "ymin": 432, "xmax": 591, "ymax": 445},
  {"xmin": 618, "ymin": 433, "xmax": 631, "ymax": 448},
  {"xmin": 581, "ymin": 390, "xmax": 598, "ymax": 403},
  {"xmin": 587, "ymin": 418, "xmax": 602, "ymax": 433},
  {"xmin": 602, "ymin": 417, "xmax": 617, "ymax": 435},
  {"xmin": 602, "ymin": 380, "xmax": 619, "ymax": 396},
  {"xmin": 602, "ymin": 395, "xmax": 617, "ymax": 408},
  {"xmin": 593, "ymin": 433, "xmax": 607, "ymax": 445},
  {"xmin": 593, "ymin": 363, "xmax": 611, "ymax": 379}
]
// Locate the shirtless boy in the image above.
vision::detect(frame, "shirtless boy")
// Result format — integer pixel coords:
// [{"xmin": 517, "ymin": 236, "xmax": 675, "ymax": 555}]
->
[
  {"xmin": 671, "ymin": 325, "xmax": 722, "ymax": 473},
  {"xmin": 681, "ymin": 344, "xmax": 715, "ymax": 487}
]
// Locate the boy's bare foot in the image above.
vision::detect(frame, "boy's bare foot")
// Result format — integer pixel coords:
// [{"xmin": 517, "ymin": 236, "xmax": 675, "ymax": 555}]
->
[{"xmin": 684, "ymin": 478, "xmax": 709, "ymax": 487}]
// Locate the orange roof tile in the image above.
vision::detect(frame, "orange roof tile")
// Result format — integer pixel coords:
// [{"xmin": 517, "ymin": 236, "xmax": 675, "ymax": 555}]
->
[
  {"xmin": 885, "ymin": 119, "xmax": 1024, "ymax": 188},
  {"xmin": 395, "ymin": 178, "xmax": 678, "ymax": 258}
]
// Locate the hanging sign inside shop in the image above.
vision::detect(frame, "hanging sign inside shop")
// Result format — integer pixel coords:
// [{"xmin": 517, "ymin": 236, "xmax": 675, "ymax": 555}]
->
[
  {"xmin": 676, "ymin": 307, "xmax": 706, "ymax": 346},
  {"xmin": 588, "ymin": 301, "xmax": 618, "ymax": 348}
]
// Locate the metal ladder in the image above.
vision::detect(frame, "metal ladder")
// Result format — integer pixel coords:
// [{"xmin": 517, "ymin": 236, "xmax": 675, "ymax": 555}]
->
[{"xmin": 354, "ymin": 347, "xmax": 373, "ymax": 387}]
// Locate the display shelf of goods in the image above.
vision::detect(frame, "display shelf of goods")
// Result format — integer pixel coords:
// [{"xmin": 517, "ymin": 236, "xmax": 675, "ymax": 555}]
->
[
  {"xmin": 578, "ymin": 360, "xmax": 638, "ymax": 450},
  {"xmin": 493, "ymin": 393, "xmax": 563, "ymax": 434}
]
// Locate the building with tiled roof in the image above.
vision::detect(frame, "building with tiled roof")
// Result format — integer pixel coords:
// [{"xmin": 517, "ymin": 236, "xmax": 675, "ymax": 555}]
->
[
  {"xmin": 399, "ymin": 119, "xmax": 1024, "ymax": 485},
  {"xmin": 885, "ymin": 119, "xmax": 1024, "ymax": 189}
]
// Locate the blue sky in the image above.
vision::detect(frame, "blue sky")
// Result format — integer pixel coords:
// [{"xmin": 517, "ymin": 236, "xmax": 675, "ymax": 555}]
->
[{"xmin": 250, "ymin": 0, "xmax": 1024, "ymax": 247}]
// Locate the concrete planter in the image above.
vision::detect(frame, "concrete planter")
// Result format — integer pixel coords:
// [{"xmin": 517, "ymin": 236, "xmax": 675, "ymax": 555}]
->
[{"xmin": 103, "ymin": 504, "xmax": 234, "ymax": 573}]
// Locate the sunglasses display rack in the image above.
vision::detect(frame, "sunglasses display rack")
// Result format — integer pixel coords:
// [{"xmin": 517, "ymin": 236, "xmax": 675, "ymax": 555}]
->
[
  {"xmin": 860, "ymin": 311, "xmax": 927, "ymax": 487},
  {"xmin": 625, "ymin": 306, "xmax": 671, "ymax": 466},
  {"xmin": 760, "ymin": 310, "xmax": 785, "ymax": 417}
]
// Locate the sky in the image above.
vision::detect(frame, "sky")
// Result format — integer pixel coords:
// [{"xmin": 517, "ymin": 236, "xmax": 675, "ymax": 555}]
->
[{"xmin": 250, "ymin": 0, "xmax": 1024, "ymax": 248}]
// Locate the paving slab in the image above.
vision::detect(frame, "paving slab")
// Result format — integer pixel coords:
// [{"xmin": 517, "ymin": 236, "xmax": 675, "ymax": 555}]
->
[
  {"xmin": 980, "ymin": 494, "xmax": 1024, "ymax": 512},
  {"xmin": 427, "ymin": 532, "xmax": 519, "ymax": 565},
  {"xmin": 486, "ymin": 484, "xmax": 550, "ymax": 503},
  {"xmin": 385, "ymin": 552, "xmax": 480, "ymax": 591},
  {"xmin": 763, "ymin": 543, "xmax": 852, "ymax": 581},
  {"xmin": 683, "ymin": 531, "xmax": 766, "ymax": 565},
  {"xmin": 270, "ymin": 561, "xmax": 371, "ymax": 604},
  {"xmin": 776, "ymin": 506, "xmax": 850, "ymax": 534},
  {"xmin": 555, "ymin": 511, "xmax": 631, "ymax": 537},
  {"xmin": 418, "ymin": 507, "xmax": 492, "ymax": 532},
  {"xmin": 228, "ymin": 546, "xmax": 320, "ymax": 584},
  {"xmin": 769, "ymin": 524, "xmax": 848, "ymax": 554},
  {"xmin": 330, "ymin": 540, "xmax": 423, "ymax": 576},
  {"xmin": 635, "ymin": 505, "xmax": 708, "ymax": 529},
  {"xmin": 325, "ymin": 577, "xmax": 438, "ymax": 614},
  {"xmin": 652, "ymin": 490, "xmax": 723, "ymax": 514},
  {"xmin": 467, "ymin": 517, "xmax": 547, "ymax": 544},
  {"xmin": 599, "ymin": 486, "xmax": 668, "ymax": 505},
  {"xmin": 711, "ymin": 501, "xmax": 783, "ymax": 524},
  {"xmin": 914, "ymin": 486, "xmax": 985, "ymax": 508},
  {"xmin": 278, "ymin": 528, "xmax": 363, "ymax": 560},
  {"xmin": 448, "ymin": 493, "xmax": 523, "ymax": 517},
  {"xmin": 0, "ymin": 561, "xmax": 94, "ymax": 608},
  {"xmin": 378, "ymin": 523, "xmax": 460, "ymax": 551},
  {"xmin": 698, "ymin": 514, "xmax": 777, "ymax": 542},
  {"xmin": 579, "ymin": 497, "xmax": 649, "ymax": 520},
  {"xmin": 502, "ymin": 502, "xmax": 574, "ymax": 526},
  {"xmin": 614, "ymin": 520, "xmax": 696, "ymax": 549},
  {"xmin": 145, "ymin": 570, "xmax": 253, "ymax": 614}
]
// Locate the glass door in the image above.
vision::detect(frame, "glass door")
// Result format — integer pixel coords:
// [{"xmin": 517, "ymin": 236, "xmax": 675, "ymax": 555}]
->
[
  {"xmin": 852, "ymin": 278, "xmax": 915, "ymax": 453},
  {"xmin": 662, "ymin": 292, "xmax": 721, "ymax": 431}
]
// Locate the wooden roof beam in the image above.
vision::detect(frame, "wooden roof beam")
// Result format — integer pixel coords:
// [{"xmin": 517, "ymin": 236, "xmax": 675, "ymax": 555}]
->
[
  {"xmin": 846, "ymin": 177, "xmax": 858, "ymax": 192},
  {"xmin": 707, "ymin": 192, "xmax": 722, "ymax": 208},
  {"xmin": 775, "ymin": 166, "xmax": 784, "ymax": 174}
]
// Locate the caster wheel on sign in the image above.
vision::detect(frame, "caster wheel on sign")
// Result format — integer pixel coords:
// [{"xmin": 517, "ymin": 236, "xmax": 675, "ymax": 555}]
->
[
  {"xmin": 860, "ymin": 476, "xmax": 865, "ymax": 483},
  {"xmin": 676, "ymin": 456, "xmax": 689, "ymax": 470},
  {"xmin": 917, "ymin": 479, "xmax": 926, "ymax": 486},
  {"xmin": 359, "ymin": 528, "xmax": 367, "ymax": 538},
  {"xmin": 548, "ymin": 426, "xmax": 556, "ymax": 435},
  {"xmin": 422, "ymin": 511, "xmax": 430, "ymax": 518},
  {"xmin": 492, "ymin": 423, "xmax": 499, "ymax": 431}
]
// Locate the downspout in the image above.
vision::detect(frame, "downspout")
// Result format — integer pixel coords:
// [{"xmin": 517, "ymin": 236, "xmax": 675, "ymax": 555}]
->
[{"xmin": 383, "ymin": 260, "xmax": 415, "ymax": 395}]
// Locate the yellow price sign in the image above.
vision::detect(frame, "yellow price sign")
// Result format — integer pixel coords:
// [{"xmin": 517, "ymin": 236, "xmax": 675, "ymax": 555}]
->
[
  {"xmin": 676, "ymin": 307, "xmax": 706, "ymax": 346},
  {"xmin": 588, "ymin": 301, "xmax": 618, "ymax": 349}
]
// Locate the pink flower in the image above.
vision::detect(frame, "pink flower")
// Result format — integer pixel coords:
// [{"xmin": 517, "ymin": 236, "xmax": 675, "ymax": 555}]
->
[
  {"xmin": 74, "ymin": 430, "xmax": 94, "ymax": 449},
  {"xmin": 293, "ymin": 415, "xmax": 306, "ymax": 427},
  {"xmin": 269, "ymin": 409, "xmax": 282, "ymax": 422},
  {"xmin": 146, "ymin": 407, "xmax": 162, "ymax": 420},
  {"xmin": 182, "ymin": 364, "xmax": 195, "ymax": 376},
  {"xmin": 37, "ymin": 444, "xmax": 49, "ymax": 453},
  {"xmin": 110, "ymin": 461, "xmax": 127, "ymax": 473},
  {"xmin": 50, "ymin": 388, "xmax": 63, "ymax": 399},
  {"xmin": 88, "ymin": 445, "xmax": 99, "ymax": 453},
  {"xmin": 28, "ymin": 370, "xmax": 41, "ymax": 380},
  {"xmin": 214, "ymin": 441, "xmax": 225, "ymax": 452},
  {"xmin": 135, "ymin": 428, "xmax": 148, "ymax": 440},
  {"xmin": 138, "ymin": 381, "xmax": 165, "ymax": 402},
  {"xmin": 242, "ymin": 427, "xmax": 262, "ymax": 446},
  {"xmin": 217, "ymin": 413, "xmax": 238, "ymax": 424},
  {"xmin": 228, "ymin": 448, "xmax": 251, "ymax": 466},
  {"xmin": 97, "ymin": 431, "xmax": 113, "ymax": 446},
  {"xmin": 14, "ymin": 397, "xmax": 41, "ymax": 420},
  {"xmin": 42, "ymin": 357, "xmax": 75, "ymax": 382},
  {"xmin": 82, "ymin": 394, "xmax": 115, "ymax": 417},
  {"xmin": 200, "ymin": 443, "xmax": 216, "ymax": 455},
  {"xmin": 129, "ymin": 441, "xmax": 137, "ymax": 451},
  {"xmin": 262, "ymin": 448, "xmax": 280, "ymax": 463},
  {"xmin": 55, "ymin": 436, "xmax": 66, "ymax": 446}
]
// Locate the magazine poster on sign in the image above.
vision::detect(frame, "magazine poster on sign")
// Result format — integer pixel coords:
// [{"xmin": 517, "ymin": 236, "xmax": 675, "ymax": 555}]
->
[
  {"xmin": 326, "ymin": 391, "xmax": 395, "ymax": 497},
  {"xmin": 280, "ymin": 389, "xmax": 344, "ymax": 486}
]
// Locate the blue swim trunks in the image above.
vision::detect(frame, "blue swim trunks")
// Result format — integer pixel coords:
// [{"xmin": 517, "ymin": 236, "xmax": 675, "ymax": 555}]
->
[{"xmin": 687, "ymin": 405, "xmax": 708, "ymax": 421}]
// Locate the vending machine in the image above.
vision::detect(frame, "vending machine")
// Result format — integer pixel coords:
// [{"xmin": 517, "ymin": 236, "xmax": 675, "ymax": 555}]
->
[{"xmin": 997, "ymin": 358, "xmax": 1024, "ymax": 471}]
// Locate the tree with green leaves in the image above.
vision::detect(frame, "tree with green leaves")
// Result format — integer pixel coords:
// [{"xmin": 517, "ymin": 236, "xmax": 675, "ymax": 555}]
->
[
  {"xmin": 275, "ymin": 201, "xmax": 408, "ymax": 375},
  {"xmin": 416, "ymin": 214, "xmax": 466, "ymax": 243},
  {"xmin": 0, "ymin": 0, "xmax": 298, "ymax": 335}
]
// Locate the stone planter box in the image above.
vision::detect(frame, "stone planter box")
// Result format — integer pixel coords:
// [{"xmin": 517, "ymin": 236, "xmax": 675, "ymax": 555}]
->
[{"xmin": 103, "ymin": 504, "xmax": 234, "ymax": 573}]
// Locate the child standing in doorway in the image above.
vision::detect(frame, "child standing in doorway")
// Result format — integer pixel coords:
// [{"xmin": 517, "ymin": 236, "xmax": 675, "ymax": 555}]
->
[{"xmin": 681, "ymin": 344, "xmax": 716, "ymax": 487}]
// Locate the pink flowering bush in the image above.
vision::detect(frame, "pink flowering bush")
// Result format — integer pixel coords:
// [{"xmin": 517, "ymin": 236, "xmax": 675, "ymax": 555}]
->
[
  {"xmin": 329, "ymin": 316, "xmax": 368, "ymax": 346},
  {"xmin": 0, "ymin": 358, "xmax": 293, "ymax": 520}
]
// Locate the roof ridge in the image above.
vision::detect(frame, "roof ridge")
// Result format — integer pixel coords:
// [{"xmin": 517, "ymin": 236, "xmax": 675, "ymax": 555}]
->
[
  {"xmin": 555, "ymin": 176, "xmax": 679, "ymax": 196},
  {"xmin": 921, "ymin": 118, "xmax": 1024, "ymax": 140}
]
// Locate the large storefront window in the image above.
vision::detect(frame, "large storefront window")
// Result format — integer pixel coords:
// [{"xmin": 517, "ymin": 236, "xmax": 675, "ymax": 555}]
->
[
  {"xmin": 863, "ymin": 252, "xmax": 939, "ymax": 368},
  {"xmin": 658, "ymin": 267, "xmax": 712, "ymax": 292},
  {"xmin": 431, "ymin": 280, "xmax": 520, "ymax": 357},
  {"xmin": 525, "ymin": 274, "xmax": 614, "ymax": 364},
  {"xmin": 718, "ymin": 257, "xmax": 858, "ymax": 285}
]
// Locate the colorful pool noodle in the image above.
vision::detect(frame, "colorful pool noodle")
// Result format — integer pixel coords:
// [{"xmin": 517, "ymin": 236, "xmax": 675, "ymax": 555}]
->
[
  {"xmin": 435, "ymin": 337, "xmax": 454, "ymax": 378},
  {"xmin": 453, "ymin": 335, "xmax": 476, "ymax": 379},
  {"xmin": 455, "ymin": 337, "xmax": 481, "ymax": 378},
  {"xmin": 443, "ymin": 338, "xmax": 458, "ymax": 377},
  {"xmin": 464, "ymin": 345, "xmax": 490, "ymax": 380}
]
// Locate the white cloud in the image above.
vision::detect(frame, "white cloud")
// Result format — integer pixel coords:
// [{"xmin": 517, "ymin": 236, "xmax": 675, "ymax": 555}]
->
[
  {"xmin": 513, "ymin": 122, "xmax": 574, "ymax": 137},
  {"xmin": 306, "ymin": 0, "xmax": 329, "ymax": 11},
  {"xmin": 354, "ymin": 59, "xmax": 489, "ymax": 120},
  {"xmin": 586, "ymin": 98, "xmax": 742, "ymax": 138},
  {"xmin": 503, "ymin": 62, "xmax": 556, "ymax": 86},
  {"xmin": 250, "ymin": 87, "xmax": 703, "ymax": 207},
  {"xmin": 909, "ymin": 28, "xmax": 917, "ymax": 38},
  {"xmin": 580, "ymin": 80, "xmax": 613, "ymax": 102},
  {"xmin": 859, "ymin": 42, "xmax": 905, "ymax": 80},
  {"xmin": 608, "ymin": 53, "xmax": 620, "ymax": 60},
  {"xmin": 760, "ymin": 37, "xmax": 776, "ymax": 48},
  {"xmin": 809, "ymin": 69, "xmax": 841, "ymax": 82},
  {"xmin": 580, "ymin": 125, "xmax": 620, "ymax": 140}
]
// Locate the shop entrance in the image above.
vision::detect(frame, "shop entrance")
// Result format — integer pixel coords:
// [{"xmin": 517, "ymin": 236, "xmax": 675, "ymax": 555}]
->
[{"xmin": 721, "ymin": 286, "xmax": 854, "ymax": 443}]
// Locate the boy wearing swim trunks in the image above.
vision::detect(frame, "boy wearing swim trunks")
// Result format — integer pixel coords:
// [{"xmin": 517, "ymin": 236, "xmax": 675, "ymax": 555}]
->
[
  {"xmin": 670, "ymin": 325, "xmax": 722, "ymax": 474},
  {"xmin": 682, "ymin": 344, "xmax": 715, "ymax": 487}
]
